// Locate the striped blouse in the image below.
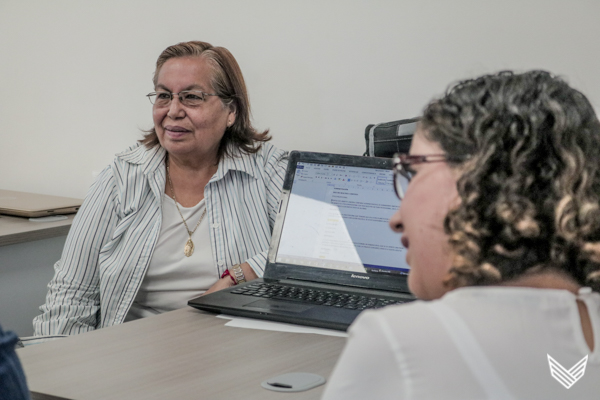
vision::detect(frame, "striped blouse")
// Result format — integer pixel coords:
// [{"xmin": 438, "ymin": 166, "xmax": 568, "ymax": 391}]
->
[{"xmin": 33, "ymin": 142, "xmax": 288, "ymax": 336}]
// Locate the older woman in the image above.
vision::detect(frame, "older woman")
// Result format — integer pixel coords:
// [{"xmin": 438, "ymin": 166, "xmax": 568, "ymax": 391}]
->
[
  {"xmin": 34, "ymin": 41, "xmax": 287, "ymax": 335},
  {"xmin": 323, "ymin": 71, "xmax": 600, "ymax": 399}
]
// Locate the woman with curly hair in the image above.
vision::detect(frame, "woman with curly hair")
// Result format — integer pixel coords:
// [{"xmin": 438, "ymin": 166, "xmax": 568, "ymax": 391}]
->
[{"xmin": 323, "ymin": 71, "xmax": 600, "ymax": 399}]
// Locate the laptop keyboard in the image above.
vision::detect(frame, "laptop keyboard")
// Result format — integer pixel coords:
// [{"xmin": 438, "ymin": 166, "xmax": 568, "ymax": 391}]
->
[{"xmin": 230, "ymin": 282, "xmax": 406, "ymax": 311}]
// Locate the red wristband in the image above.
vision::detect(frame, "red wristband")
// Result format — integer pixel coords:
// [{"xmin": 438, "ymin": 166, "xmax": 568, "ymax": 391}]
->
[{"xmin": 220, "ymin": 269, "xmax": 237, "ymax": 285}]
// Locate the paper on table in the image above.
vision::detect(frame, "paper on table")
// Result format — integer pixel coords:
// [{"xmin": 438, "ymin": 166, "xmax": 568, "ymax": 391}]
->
[
  {"xmin": 217, "ymin": 315, "xmax": 348, "ymax": 338},
  {"xmin": 29, "ymin": 215, "xmax": 68, "ymax": 222}
]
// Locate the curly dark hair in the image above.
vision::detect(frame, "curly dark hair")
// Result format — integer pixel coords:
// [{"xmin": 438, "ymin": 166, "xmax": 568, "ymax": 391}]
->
[
  {"xmin": 140, "ymin": 41, "xmax": 270, "ymax": 161},
  {"xmin": 420, "ymin": 70, "xmax": 600, "ymax": 292}
]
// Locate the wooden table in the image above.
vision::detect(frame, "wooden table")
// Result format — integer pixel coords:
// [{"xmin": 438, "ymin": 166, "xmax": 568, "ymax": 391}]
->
[
  {"xmin": 0, "ymin": 214, "xmax": 75, "ymax": 247},
  {"xmin": 17, "ymin": 308, "xmax": 347, "ymax": 400}
]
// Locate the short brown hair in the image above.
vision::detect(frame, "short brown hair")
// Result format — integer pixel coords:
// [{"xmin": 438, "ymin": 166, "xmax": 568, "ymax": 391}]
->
[{"xmin": 140, "ymin": 41, "xmax": 270, "ymax": 161}]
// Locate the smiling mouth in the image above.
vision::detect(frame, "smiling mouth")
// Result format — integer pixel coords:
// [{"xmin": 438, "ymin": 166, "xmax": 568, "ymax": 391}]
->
[{"xmin": 164, "ymin": 126, "xmax": 189, "ymax": 133}]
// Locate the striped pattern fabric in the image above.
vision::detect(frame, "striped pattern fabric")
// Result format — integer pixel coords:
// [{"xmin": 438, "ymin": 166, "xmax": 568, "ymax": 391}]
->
[{"xmin": 34, "ymin": 142, "xmax": 288, "ymax": 336}]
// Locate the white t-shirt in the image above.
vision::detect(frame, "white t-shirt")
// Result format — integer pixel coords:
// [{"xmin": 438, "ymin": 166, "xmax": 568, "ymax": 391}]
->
[
  {"xmin": 125, "ymin": 194, "xmax": 218, "ymax": 320},
  {"xmin": 323, "ymin": 286, "xmax": 600, "ymax": 400}
]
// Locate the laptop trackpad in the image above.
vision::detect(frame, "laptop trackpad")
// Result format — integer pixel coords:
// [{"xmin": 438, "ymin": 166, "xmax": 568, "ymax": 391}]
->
[{"xmin": 243, "ymin": 299, "xmax": 313, "ymax": 313}]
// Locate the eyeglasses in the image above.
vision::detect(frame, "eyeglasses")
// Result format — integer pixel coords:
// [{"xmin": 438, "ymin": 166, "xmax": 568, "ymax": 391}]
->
[
  {"xmin": 392, "ymin": 153, "xmax": 468, "ymax": 200},
  {"xmin": 146, "ymin": 90, "xmax": 219, "ymax": 108}
]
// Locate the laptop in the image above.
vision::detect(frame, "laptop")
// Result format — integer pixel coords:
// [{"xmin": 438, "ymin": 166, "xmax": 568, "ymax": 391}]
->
[
  {"xmin": 0, "ymin": 189, "xmax": 82, "ymax": 218},
  {"xmin": 188, "ymin": 151, "xmax": 414, "ymax": 331}
]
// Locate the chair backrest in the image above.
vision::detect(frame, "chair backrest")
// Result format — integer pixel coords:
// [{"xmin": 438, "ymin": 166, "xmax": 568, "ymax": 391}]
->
[{"xmin": 363, "ymin": 118, "xmax": 419, "ymax": 158}]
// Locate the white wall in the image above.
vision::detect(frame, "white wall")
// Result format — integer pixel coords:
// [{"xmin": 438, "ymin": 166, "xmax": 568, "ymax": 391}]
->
[{"xmin": 1, "ymin": 0, "xmax": 599, "ymax": 199}]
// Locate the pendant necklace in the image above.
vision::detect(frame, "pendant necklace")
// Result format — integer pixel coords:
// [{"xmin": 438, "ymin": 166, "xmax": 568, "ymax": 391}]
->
[{"xmin": 166, "ymin": 161, "xmax": 207, "ymax": 257}]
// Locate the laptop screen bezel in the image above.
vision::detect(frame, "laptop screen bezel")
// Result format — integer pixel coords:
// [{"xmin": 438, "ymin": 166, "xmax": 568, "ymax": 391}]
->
[{"xmin": 265, "ymin": 151, "xmax": 410, "ymax": 294}]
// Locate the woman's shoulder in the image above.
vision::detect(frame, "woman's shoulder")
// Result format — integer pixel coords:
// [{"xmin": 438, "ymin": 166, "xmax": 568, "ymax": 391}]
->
[
  {"xmin": 365, "ymin": 287, "xmax": 598, "ymax": 349},
  {"xmin": 90, "ymin": 143, "xmax": 165, "ymax": 190},
  {"xmin": 237, "ymin": 142, "xmax": 287, "ymax": 164},
  {"xmin": 225, "ymin": 142, "xmax": 288, "ymax": 175},
  {"xmin": 258, "ymin": 142, "xmax": 287, "ymax": 157},
  {"xmin": 115, "ymin": 143, "xmax": 165, "ymax": 167},
  {"xmin": 350, "ymin": 288, "xmax": 544, "ymax": 337},
  {"xmin": 441, "ymin": 285, "xmax": 600, "ymax": 310}
]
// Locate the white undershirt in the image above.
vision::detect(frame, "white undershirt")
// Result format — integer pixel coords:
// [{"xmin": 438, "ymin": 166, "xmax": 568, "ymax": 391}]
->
[{"xmin": 125, "ymin": 193, "xmax": 218, "ymax": 321}]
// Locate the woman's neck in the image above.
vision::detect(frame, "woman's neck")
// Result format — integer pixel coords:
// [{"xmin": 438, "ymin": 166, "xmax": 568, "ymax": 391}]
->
[
  {"xmin": 499, "ymin": 269, "xmax": 581, "ymax": 294},
  {"xmin": 165, "ymin": 153, "xmax": 219, "ymax": 207},
  {"xmin": 168, "ymin": 149, "xmax": 219, "ymax": 173},
  {"xmin": 500, "ymin": 269, "xmax": 594, "ymax": 351}
]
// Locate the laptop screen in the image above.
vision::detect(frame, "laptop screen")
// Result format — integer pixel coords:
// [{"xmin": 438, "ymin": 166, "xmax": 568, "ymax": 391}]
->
[{"xmin": 275, "ymin": 161, "xmax": 409, "ymax": 275}]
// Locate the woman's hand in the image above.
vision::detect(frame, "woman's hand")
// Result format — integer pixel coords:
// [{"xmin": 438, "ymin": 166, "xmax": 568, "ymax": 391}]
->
[
  {"xmin": 239, "ymin": 262, "xmax": 259, "ymax": 281},
  {"xmin": 203, "ymin": 276, "xmax": 236, "ymax": 296},
  {"xmin": 202, "ymin": 262, "xmax": 258, "ymax": 296}
]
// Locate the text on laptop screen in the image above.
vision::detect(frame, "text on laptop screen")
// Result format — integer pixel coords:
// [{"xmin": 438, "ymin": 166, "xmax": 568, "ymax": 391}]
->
[{"xmin": 276, "ymin": 162, "xmax": 409, "ymax": 274}]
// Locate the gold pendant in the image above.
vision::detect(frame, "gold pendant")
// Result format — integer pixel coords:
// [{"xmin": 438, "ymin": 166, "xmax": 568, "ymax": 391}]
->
[{"xmin": 184, "ymin": 238, "xmax": 194, "ymax": 257}]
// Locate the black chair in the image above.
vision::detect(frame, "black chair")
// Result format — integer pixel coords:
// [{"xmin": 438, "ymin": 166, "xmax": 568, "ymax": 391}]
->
[{"xmin": 363, "ymin": 118, "xmax": 419, "ymax": 158}]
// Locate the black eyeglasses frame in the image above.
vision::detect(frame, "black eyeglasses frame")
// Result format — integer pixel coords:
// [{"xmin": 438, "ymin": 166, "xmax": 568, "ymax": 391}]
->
[{"xmin": 392, "ymin": 153, "xmax": 469, "ymax": 200}]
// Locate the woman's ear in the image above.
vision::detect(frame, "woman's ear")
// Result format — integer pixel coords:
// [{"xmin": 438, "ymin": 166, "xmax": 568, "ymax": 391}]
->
[{"xmin": 227, "ymin": 105, "xmax": 237, "ymax": 127}]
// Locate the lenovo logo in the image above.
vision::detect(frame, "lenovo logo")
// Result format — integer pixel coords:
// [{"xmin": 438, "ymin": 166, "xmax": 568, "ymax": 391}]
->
[{"xmin": 351, "ymin": 274, "xmax": 369, "ymax": 280}]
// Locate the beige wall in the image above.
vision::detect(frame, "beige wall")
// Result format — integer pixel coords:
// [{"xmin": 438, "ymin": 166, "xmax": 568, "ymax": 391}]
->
[{"xmin": 1, "ymin": 0, "xmax": 599, "ymax": 198}]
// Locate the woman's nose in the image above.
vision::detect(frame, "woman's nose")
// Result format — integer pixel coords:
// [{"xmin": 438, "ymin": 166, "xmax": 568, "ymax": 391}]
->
[
  {"xmin": 167, "ymin": 96, "xmax": 185, "ymax": 119},
  {"xmin": 389, "ymin": 204, "xmax": 403, "ymax": 233}
]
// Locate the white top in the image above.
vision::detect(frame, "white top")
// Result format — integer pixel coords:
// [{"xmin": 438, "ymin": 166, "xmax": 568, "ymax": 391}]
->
[
  {"xmin": 323, "ymin": 287, "xmax": 600, "ymax": 400},
  {"xmin": 125, "ymin": 195, "xmax": 217, "ymax": 320}
]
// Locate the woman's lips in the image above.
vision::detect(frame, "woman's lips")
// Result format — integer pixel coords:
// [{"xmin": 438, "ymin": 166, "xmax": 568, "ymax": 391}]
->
[
  {"xmin": 401, "ymin": 236, "xmax": 409, "ymax": 249},
  {"xmin": 164, "ymin": 125, "xmax": 190, "ymax": 139},
  {"xmin": 401, "ymin": 236, "xmax": 411, "ymax": 265}
]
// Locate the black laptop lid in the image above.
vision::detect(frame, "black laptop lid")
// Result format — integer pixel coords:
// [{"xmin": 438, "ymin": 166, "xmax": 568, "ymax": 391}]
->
[{"xmin": 266, "ymin": 151, "xmax": 410, "ymax": 293}]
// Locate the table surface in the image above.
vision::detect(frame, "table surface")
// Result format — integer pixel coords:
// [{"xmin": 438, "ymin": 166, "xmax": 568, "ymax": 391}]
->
[
  {"xmin": 17, "ymin": 308, "xmax": 347, "ymax": 400},
  {"xmin": 0, "ymin": 214, "xmax": 75, "ymax": 247}
]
